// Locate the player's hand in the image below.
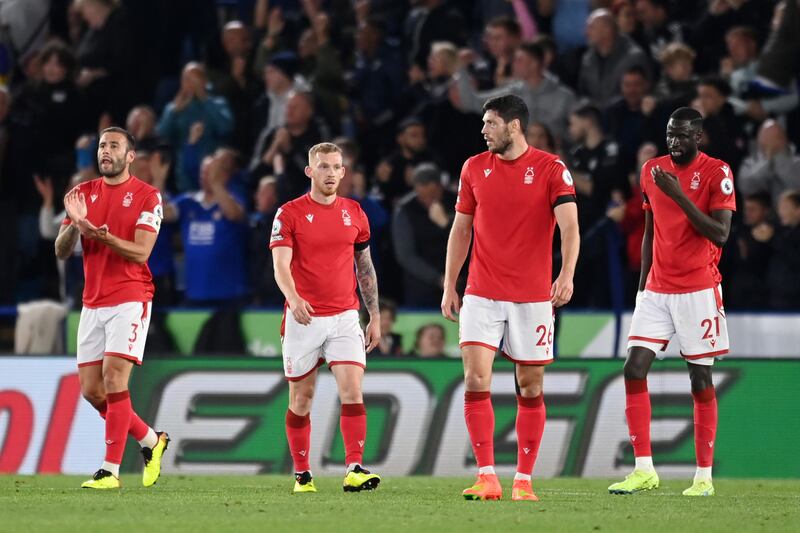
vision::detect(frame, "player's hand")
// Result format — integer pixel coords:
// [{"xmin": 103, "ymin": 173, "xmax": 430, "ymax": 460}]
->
[
  {"xmin": 64, "ymin": 187, "xmax": 88, "ymax": 224},
  {"xmin": 651, "ymin": 166, "xmax": 683, "ymax": 200},
  {"xmin": 288, "ymin": 296, "xmax": 314, "ymax": 325},
  {"xmin": 364, "ymin": 317, "xmax": 381, "ymax": 353},
  {"xmin": 550, "ymin": 272, "xmax": 574, "ymax": 307},
  {"xmin": 441, "ymin": 285, "xmax": 461, "ymax": 322}
]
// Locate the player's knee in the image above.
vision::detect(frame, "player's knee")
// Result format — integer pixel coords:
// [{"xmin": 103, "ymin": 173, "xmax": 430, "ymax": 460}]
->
[
  {"xmin": 290, "ymin": 388, "xmax": 315, "ymax": 414},
  {"xmin": 688, "ymin": 365, "xmax": 713, "ymax": 391},
  {"xmin": 516, "ymin": 370, "xmax": 543, "ymax": 397},
  {"xmin": 338, "ymin": 388, "xmax": 363, "ymax": 404},
  {"xmin": 623, "ymin": 358, "xmax": 648, "ymax": 380},
  {"xmin": 464, "ymin": 370, "xmax": 490, "ymax": 391},
  {"xmin": 81, "ymin": 388, "xmax": 106, "ymax": 409},
  {"xmin": 102, "ymin": 368, "xmax": 127, "ymax": 392}
]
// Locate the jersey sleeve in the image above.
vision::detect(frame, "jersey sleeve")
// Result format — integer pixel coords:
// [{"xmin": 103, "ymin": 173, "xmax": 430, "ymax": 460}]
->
[
  {"xmin": 548, "ymin": 159, "xmax": 577, "ymax": 207},
  {"xmin": 355, "ymin": 204, "xmax": 371, "ymax": 249},
  {"xmin": 640, "ymin": 164, "xmax": 652, "ymax": 211},
  {"xmin": 455, "ymin": 159, "xmax": 476, "ymax": 215},
  {"xmin": 709, "ymin": 163, "xmax": 737, "ymax": 212},
  {"xmin": 269, "ymin": 206, "xmax": 295, "ymax": 249},
  {"xmin": 136, "ymin": 191, "xmax": 164, "ymax": 234}
]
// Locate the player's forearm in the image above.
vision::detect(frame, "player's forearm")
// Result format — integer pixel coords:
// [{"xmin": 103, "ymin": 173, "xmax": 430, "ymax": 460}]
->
[
  {"xmin": 638, "ymin": 228, "xmax": 653, "ymax": 292},
  {"xmin": 674, "ymin": 195, "xmax": 729, "ymax": 247},
  {"xmin": 559, "ymin": 223, "xmax": 580, "ymax": 278},
  {"xmin": 443, "ymin": 224, "xmax": 471, "ymax": 290},
  {"xmin": 54, "ymin": 223, "xmax": 80, "ymax": 259},
  {"xmin": 355, "ymin": 248, "xmax": 380, "ymax": 317},
  {"xmin": 101, "ymin": 233, "xmax": 152, "ymax": 264},
  {"xmin": 273, "ymin": 259, "xmax": 301, "ymax": 302}
]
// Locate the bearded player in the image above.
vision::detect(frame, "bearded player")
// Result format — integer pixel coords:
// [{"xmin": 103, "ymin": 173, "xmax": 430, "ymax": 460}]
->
[
  {"xmin": 608, "ymin": 107, "xmax": 736, "ymax": 497},
  {"xmin": 270, "ymin": 142, "xmax": 382, "ymax": 493},
  {"xmin": 441, "ymin": 95, "xmax": 580, "ymax": 501},
  {"xmin": 54, "ymin": 127, "xmax": 169, "ymax": 489}
]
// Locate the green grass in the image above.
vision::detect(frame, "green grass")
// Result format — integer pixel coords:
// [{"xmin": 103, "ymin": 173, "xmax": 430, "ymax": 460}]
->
[{"xmin": 2, "ymin": 476, "xmax": 799, "ymax": 532}]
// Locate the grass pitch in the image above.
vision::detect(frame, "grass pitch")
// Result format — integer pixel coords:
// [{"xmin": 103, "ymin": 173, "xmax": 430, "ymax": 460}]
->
[{"xmin": 3, "ymin": 476, "xmax": 799, "ymax": 532}]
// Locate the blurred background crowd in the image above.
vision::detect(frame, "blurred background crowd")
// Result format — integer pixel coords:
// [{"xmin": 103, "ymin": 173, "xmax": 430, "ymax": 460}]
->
[{"xmin": 0, "ymin": 0, "xmax": 799, "ymax": 349}]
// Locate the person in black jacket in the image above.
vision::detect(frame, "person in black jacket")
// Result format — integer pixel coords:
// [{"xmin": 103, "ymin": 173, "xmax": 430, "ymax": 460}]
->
[
  {"xmin": 767, "ymin": 190, "xmax": 800, "ymax": 309},
  {"xmin": 392, "ymin": 162, "xmax": 455, "ymax": 307},
  {"xmin": 696, "ymin": 76, "xmax": 747, "ymax": 173}
]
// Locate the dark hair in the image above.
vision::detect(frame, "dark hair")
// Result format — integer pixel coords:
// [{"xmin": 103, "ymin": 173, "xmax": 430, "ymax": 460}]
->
[
  {"xmin": 624, "ymin": 64, "xmax": 650, "ymax": 82},
  {"xmin": 483, "ymin": 94, "xmax": 529, "ymax": 130},
  {"xmin": 782, "ymin": 190, "xmax": 800, "ymax": 208},
  {"xmin": 487, "ymin": 16, "xmax": 521, "ymax": 38},
  {"xmin": 518, "ymin": 42, "xmax": 545, "ymax": 64},
  {"xmin": 532, "ymin": 34, "xmax": 556, "ymax": 56},
  {"xmin": 745, "ymin": 191, "xmax": 772, "ymax": 209},
  {"xmin": 698, "ymin": 76, "xmax": 732, "ymax": 97},
  {"xmin": 39, "ymin": 40, "xmax": 77, "ymax": 78},
  {"xmin": 726, "ymin": 25, "xmax": 759, "ymax": 44},
  {"xmin": 379, "ymin": 298, "xmax": 397, "ymax": 318},
  {"xmin": 397, "ymin": 116, "xmax": 424, "ymax": 133},
  {"xmin": 529, "ymin": 121, "xmax": 556, "ymax": 151},
  {"xmin": 572, "ymin": 103, "xmax": 603, "ymax": 128},
  {"xmin": 413, "ymin": 162, "xmax": 442, "ymax": 185},
  {"xmin": 99, "ymin": 126, "xmax": 135, "ymax": 151},
  {"xmin": 669, "ymin": 106, "xmax": 703, "ymax": 127},
  {"xmin": 414, "ymin": 323, "xmax": 445, "ymax": 348}
]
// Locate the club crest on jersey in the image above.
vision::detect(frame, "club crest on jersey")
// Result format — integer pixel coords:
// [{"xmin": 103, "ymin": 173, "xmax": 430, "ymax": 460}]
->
[
  {"xmin": 721, "ymin": 177, "xmax": 734, "ymax": 195},
  {"xmin": 690, "ymin": 172, "xmax": 701, "ymax": 190},
  {"xmin": 122, "ymin": 192, "xmax": 133, "ymax": 207},
  {"xmin": 483, "ymin": 168, "xmax": 492, "ymax": 178},
  {"xmin": 342, "ymin": 209, "xmax": 352, "ymax": 226},
  {"xmin": 523, "ymin": 167, "xmax": 535, "ymax": 184},
  {"xmin": 90, "ymin": 194, "xmax": 98, "ymax": 203}
]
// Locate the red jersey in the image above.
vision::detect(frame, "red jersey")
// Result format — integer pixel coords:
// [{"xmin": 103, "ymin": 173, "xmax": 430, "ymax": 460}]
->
[
  {"xmin": 269, "ymin": 193, "xmax": 370, "ymax": 316},
  {"xmin": 456, "ymin": 146, "xmax": 577, "ymax": 302},
  {"xmin": 63, "ymin": 176, "xmax": 163, "ymax": 307},
  {"xmin": 641, "ymin": 152, "xmax": 737, "ymax": 293}
]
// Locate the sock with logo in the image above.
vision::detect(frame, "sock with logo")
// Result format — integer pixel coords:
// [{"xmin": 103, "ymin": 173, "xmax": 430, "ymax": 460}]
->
[
  {"xmin": 285, "ymin": 409, "xmax": 311, "ymax": 472},
  {"xmin": 625, "ymin": 379, "xmax": 652, "ymax": 464},
  {"xmin": 340, "ymin": 403, "xmax": 367, "ymax": 466},
  {"xmin": 95, "ymin": 401, "xmax": 157, "ymax": 448},
  {"xmin": 464, "ymin": 391, "xmax": 495, "ymax": 469},
  {"xmin": 692, "ymin": 386, "xmax": 717, "ymax": 472},
  {"xmin": 516, "ymin": 393, "xmax": 546, "ymax": 477},
  {"xmin": 104, "ymin": 391, "xmax": 133, "ymax": 470}
]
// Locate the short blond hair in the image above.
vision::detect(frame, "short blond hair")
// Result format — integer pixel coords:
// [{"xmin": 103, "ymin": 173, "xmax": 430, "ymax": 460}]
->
[
  {"xmin": 659, "ymin": 42, "xmax": 696, "ymax": 67},
  {"xmin": 308, "ymin": 142, "xmax": 342, "ymax": 164}
]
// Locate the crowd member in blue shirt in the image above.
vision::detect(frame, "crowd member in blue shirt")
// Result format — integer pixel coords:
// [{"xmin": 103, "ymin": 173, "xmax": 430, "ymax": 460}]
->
[{"xmin": 165, "ymin": 149, "xmax": 249, "ymax": 307}]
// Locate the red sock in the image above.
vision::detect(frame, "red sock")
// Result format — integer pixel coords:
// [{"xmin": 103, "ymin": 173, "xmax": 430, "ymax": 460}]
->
[
  {"xmin": 285, "ymin": 409, "xmax": 311, "ymax": 472},
  {"xmin": 625, "ymin": 379, "xmax": 652, "ymax": 457},
  {"xmin": 95, "ymin": 402, "xmax": 150, "ymax": 441},
  {"xmin": 516, "ymin": 394, "xmax": 546, "ymax": 475},
  {"xmin": 692, "ymin": 386, "xmax": 717, "ymax": 468},
  {"xmin": 104, "ymin": 391, "xmax": 132, "ymax": 465},
  {"xmin": 340, "ymin": 403, "xmax": 367, "ymax": 466},
  {"xmin": 464, "ymin": 391, "xmax": 494, "ymax": 468}
]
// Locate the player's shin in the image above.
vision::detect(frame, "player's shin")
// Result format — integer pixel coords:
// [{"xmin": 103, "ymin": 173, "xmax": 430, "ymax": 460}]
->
[
  {"xmin": 625, "ymin": 379, "xmax": 654, "ymax": 471},
  {"xmin": 515, "ymin": 394, "xmax": 545, "ymax": 479},
  {"xmin": 464, "ymin": 391, "xmax": 495, "ymax": 472},
  {"xmin": 103, "ymin": 390, "xmax": 133, "ymax": 477},
  {"xmin": 93, "ymin": 401, "xmax": 158, "ymax": 448},
  {"xmin": 286, "ymin": 409, "xmax": 312, "ymax": 472},
  {"xmin": 692, "ymin": 385, "xmax": 717, "ymax": 481},
  {"xmin": 340, "ymin": 403, "xmax": 367, "ymax": 470}
]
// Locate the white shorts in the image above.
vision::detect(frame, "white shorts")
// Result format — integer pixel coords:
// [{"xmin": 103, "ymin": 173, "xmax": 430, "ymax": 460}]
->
[
  {"xmin": 281, "ymin": 309, "xmax": 366, "ymax": 380},
  {"xmin": 627, "ymin": 286, "xmax": 729, "ymax": 366},
  {"xmin": 459, "ymin": 295, "xmax": 555, "ymax": 365},
  {"xmin": 77, "ymin": 301, "xmax": 152, "ymax": 367}
]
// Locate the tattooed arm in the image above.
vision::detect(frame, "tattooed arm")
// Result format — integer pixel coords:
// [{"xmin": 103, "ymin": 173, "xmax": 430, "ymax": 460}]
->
[
  {"xmin": 54, "ymin": 223, "xmax": 81, "ymax": 260},
  {"xmin": 355, "ymin": 246, "xmax": 380, "ymax": 351}
]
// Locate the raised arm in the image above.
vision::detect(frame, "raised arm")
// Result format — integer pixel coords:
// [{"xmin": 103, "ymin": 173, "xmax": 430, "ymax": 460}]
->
[
  {"xmin": 441, "ymin": 211, "xmax": 473, "ymax": 321},
  {"xmin": 355, "ymin": 246, "xmax": 380, "ymax": 352}
]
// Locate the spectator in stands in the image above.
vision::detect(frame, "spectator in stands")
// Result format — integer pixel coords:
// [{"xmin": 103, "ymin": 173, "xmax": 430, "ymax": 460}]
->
[
  {"xmin": 724, "ymin": 25, "xmax": 799, "ymax": 124},
  {"xmin": 373, "ymin": 118, "xmax": 438, "ymax": 208},
  {"xmin": 579, "ymin": 8, "xmax": 649, "ymax": 107},
  {"xmin": 209, "ymin": 20, "xmax": 260, "ymax": 154},
  {"xmin": 633, "ymin": 0, "xmax": 683, "ymax": 61},
  {"xmin": 126, "ymin": 105, "xmax": 161, "ymax": 153},
  {"xmin": 249, "ymin": 175, "xmax": 283, "ymax": 306},
  {"xmin": 252, "ymin": 52, "xmax": 305, "ymax": 144},
  {"xmin": 606, "ymin": 65, "xmax": 659, "ymax": 172},
  {"xmin": 612, "ymin": 0, "xmax": 638, "ymax": 37},
  {"xmin": 374, "ymin": 298, "xmax": 404, "ymax": 357},
  {"xmin": 739, "ymin": 120, "xmax": 800, "ymax": 207},
  {"xmin": 472, "ymin": 16, "xmax": 522, "ymax": 90},
  {"xmin": 651, "ymin": 42, "xmax": 698, "ymax": 111},
  {"xmin": 74, "ymin": 0, "xmax": 135, "ymax": 124},
  {"xmin": 695, "ymin": 76, "xmax": 747, "ymax": 172},
  {"xmin": 409, "ymin": 323, "xmax": 447, "ymax": 358},
  {"xmin": 405, "ymin": 0, "xmax": 467, "ymax": 69},
  {"xmin": 392, "ymin": 163, "xmax": 455, "ymax": 308},
  {"xmin": 526, "ymin": 122, "xmax": 556, "ymax": 153},
  {"xmin": 728, "ymin": 192, "xmax": 773, "ymax": 309},
  {"xmin": 767, "ymin": 190, "xmax": 800, "ymax": 309},
  {"xmin": 158, "ymin": 62, "xmax": 234, "ymax": 192},
  {"xmin": 167, "ymin": 151, "xmax": 248, "ymax": 306},
  {"xmin": 454, "ymin": 42, "xmax": 576, "ymax": 144},
  {"xmin": 250, "ymin": 90, "xmax": 328, "ymax": 202},
  {"xmin": 567, "ymin": 103, "xmax": 627, "ymax": 233}
]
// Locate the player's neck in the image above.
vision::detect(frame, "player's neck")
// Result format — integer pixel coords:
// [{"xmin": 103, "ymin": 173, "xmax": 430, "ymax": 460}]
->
[
  {"xmin": 496, "ymin": 139, "xmax": 528, "ymax": 161},
  {"xmin": 309, "ymin": 189, "xmax": 337, "ymax": 205},
  {"xmin": 102, "ymin": 171, "xmax": 132, "ymax": 186}
]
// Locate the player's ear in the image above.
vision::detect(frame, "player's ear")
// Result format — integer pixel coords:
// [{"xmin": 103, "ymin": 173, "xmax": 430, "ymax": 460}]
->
[
  {"xmin": 127, "ymin": 150, "xmax": 136, "ymax": 165},
  {"xmin": 304, "ymin": 165, "xmax": 313, "ymax": 179}
]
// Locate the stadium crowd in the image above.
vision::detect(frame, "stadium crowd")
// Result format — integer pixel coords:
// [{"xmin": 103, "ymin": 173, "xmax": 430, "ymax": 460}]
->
[{"xmin": 0, "ymin": 0, "xmax": 799, "ymax": 323}]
